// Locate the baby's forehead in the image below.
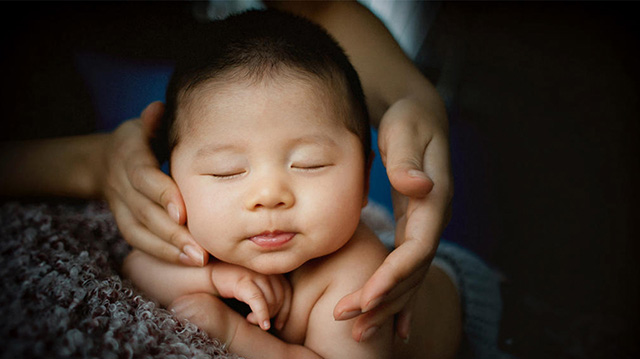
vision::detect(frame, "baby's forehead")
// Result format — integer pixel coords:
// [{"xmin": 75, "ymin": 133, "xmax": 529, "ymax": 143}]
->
[{"xmin": 176, "ymin": 70, "xmax": 350, "ymax": 128}]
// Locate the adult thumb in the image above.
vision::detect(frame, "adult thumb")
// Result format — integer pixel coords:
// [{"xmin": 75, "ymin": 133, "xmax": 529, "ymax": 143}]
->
[
  {"xmin": 140, "ymin": 101, "xmax": 166, "ymax": 137},
  {"xmin": 382, "ymin": 129, "xmax": 434, "ymax": 199}
]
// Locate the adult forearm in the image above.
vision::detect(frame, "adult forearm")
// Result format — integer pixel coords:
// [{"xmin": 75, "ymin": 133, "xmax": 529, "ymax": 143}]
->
[
  {"xmin": 0, "ymin": 134, "xmax": 108, "ymax": 199},
  {"xmin": 268, "ymin": 0, "xmax": 446, "ymax": 127}
]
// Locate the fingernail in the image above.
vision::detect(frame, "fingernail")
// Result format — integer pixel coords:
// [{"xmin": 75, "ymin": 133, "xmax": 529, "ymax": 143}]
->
[
  {"xmin": 408, "ymin": 169, "xmax": 428, "ymax": 180},
  {"xmin": 179, "ymin": 252, "xmax": 197, "ymax": 266},
  {"xmin": 168, "ymin": 203, "xmax": 180, "ymax": 223},
  {"xmin": 275, "ymin": 320, "xmax": 284, "ymax": 331},
  {"xmin": 359, "ymin": 326, "xmax": 379, "ymax": 342},
  {"xmin": 183, "ymin": 245, "xmax": 205, "ymax": 266},
  {"xmin": 362, "ymin": 296, "xmax": 384, "ymax": 313},
  {"xmin": 403, "ymin": 333, "xmax": 410, "ymax": 344},
  {"xmin": 262, "ymin": 320, "xmax": 271, "ymax": 330},
  {"xmin": 335, "ymin": 310, "xmax": 361, "ymax": 321}
]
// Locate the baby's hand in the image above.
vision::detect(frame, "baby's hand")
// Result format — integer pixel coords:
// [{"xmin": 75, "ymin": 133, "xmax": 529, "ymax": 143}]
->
[{"xmin": 210, "ymin": 262, "xmax": 292, "ymax": 331}]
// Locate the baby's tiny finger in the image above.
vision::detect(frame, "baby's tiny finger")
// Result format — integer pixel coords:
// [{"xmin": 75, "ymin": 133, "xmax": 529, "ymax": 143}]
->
[
  {"xmin": 246, "ymin": 312, "xmax": 258, "ymax": 325},
  {"xmin": 254, "ymin": 277, "xmax": 277, "ymax": 316},
  {"xmin": 269, "ymin": 275, "xmax": 286, "ymax": 314},
  {"xmin": 237, "ymin": 280, "xmax": 271, "ymax": 330},
  {"xmin": 275, "ymin": 276, "xmax": 292, "ymax": 330}
]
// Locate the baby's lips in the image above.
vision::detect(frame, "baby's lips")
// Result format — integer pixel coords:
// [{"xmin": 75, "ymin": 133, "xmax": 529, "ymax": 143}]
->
[{"xmin": 248, "ymin": 231, "xmax": 296, "ymax": 249}]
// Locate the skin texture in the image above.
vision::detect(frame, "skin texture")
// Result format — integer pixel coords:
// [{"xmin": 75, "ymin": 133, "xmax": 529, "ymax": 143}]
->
[
  {"xmin": 123, "ymin": 74, "xmax": 396, "ymax": 358},
  {"xmin": 0, "ymin": 0, "xmax": 452, "ymax": 343},
  {"xmin": 170, "ymin": 76, "xmax": 367, "ymax": 275},
  {"xmin": 268, "ymin": 2, "xmax": 452, "ymax": 341}
]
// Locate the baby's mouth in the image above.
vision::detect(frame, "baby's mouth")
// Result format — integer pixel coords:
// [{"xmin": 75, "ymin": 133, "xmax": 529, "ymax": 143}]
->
[{"xmin": 248, "ymin": 230, "xmax": 296, "ymax": 249}]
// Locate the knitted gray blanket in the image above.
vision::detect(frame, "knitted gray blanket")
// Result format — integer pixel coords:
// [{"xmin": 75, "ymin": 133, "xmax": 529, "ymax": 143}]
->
[{"xmin": 0, "ymin": 200, "xmax": 238, "ymax": 359}]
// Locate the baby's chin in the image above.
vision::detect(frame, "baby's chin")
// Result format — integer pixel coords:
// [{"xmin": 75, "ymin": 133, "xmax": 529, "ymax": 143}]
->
[{"xmin": 241, "ymin": 254, "xmax": 309, "ymax": 275}]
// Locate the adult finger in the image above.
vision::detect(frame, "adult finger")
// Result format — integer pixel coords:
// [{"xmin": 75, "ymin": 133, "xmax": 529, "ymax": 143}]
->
[
  {"xmin": 127, "ymin": 163, "xmax": 186, "ymax": 223},
  {"xmin": 333, "ymin": 242, "xmax": 428, "ymax": 321},
  {"xmin": 127, "ymin": 101, "xmax": 189, "ymax": 227},
  {"xmin": 394, "ymin": 302, "xmax": 413, "ymax": 341},
  {"xmin": 333, "ymin": 289, "xmax": 363, "ymax": 321},
  {"xmin": 120, "ymin": 188, "xmax": 206, "ymax": 266},
  {"xmin": 358, "ymin": 239, "xmax": 433, "ymax": 313},
  {"xmin": 139, "ymin": 101, "xmax": 165, "ymax": 136},
  {"xmin": 108, "ymin": 162, "xmax": 206, "ymax": 267},
  {"xmin": 109, "ymin": 195, "xmax": 184, "ymax": 264},
  {"xmin": 352, "ymin": 289, "xmax": 415, "ymax": 342},
  {"xmin": 378, "ymin": 100, "xmax": 434, "ymax": 198}
]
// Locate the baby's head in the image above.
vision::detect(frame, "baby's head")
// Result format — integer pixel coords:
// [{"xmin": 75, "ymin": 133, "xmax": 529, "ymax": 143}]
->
[{"xmin": 157, "ymin": 10, "xmax": 372, "ymax": 274}]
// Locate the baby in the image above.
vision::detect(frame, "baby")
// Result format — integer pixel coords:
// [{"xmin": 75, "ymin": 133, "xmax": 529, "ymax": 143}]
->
[{"xmin": 123, "ymin": 9, "xmax": 461, "ymax": 359}]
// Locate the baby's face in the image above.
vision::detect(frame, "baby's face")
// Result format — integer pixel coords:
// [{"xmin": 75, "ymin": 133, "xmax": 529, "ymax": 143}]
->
[{"xmin": 170, "ymin": 76, "xmax": 367, "ymax": 274}]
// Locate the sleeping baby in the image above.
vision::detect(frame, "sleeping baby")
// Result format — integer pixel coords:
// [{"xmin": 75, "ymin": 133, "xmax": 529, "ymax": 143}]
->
[{"xmin": 123, "ymin": 9, "xmax": 462, "ymax": 359}]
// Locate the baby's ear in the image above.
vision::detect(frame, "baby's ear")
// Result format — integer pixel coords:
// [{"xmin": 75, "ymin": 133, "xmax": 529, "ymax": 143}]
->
[{"xmin": 140, "ymin": 101, "xmax": 166, "ymax": 136}]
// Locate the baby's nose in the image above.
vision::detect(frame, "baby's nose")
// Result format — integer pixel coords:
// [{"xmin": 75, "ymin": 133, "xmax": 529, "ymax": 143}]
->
[{"xmin": 244, "ymin": 174, "xmax": 295, "ymax": 210}]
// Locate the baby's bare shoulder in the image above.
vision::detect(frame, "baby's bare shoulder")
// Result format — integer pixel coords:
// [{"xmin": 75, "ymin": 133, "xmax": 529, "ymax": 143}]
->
[
  {"xmin": 314, "ymin": 222, "xmax": 389, "ymax": 292},
  {"xmin": 296, "ymin": 224, "xmax": 394, "ymax": 358}
]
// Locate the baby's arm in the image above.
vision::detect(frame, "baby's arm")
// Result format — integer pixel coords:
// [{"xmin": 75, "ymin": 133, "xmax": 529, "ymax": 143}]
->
[
  {"xmin": 154, "ymin": 226, "xmax": 392, "ymax": 358},
  {"xmin": 122, "ymin": 250, "xmax": 291, "ymax": 331},
  {"xmin": 172, "ymin": 293, "xmax": 323, "ymax": 359},
  {"xmin": 175, "ymin": 292, "xmax": 389, "ymax": 359}
]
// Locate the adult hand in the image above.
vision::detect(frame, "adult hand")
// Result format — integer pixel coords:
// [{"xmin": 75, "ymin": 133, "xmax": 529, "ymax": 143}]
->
[
  {"xmin": 102, "ymin": 102, "xmax": 208, "ymax": 266},
  {"xmin": 334, "ymin": 98, "xmax": 453, "ymax": 342}
]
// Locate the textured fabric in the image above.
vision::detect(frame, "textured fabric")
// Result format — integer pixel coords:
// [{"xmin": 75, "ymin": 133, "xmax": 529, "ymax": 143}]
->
[
  {"xmin": 435, "ymin": 241, "xmax": 508, "ymax": 359},
  {"xmin": 0, "ymin": 201, "xmax": 237, "ymax": 359},
  {"xmin": 1, "ymin": 199, "xmax": 506, "ymax": 358}
]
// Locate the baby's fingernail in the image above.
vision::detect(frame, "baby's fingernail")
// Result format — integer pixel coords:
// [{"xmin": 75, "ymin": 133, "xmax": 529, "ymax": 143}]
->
[
  {"xmin": 362, "ymin": 296, "xmax": 384, "ymax": 313},
  {"xmin": 168, "ymin": 203, "xmax": 180, "ymax": 223},
  {"xmin": 335, "ymin": 310, "xmax": 361, "ymax": 321},
  {"xmin": 183, "ymin": 245, "xmax": 205, "ymax": 266},
  {"xmin": 262, "ymin": 320, "xmax": 271, "ymax": 330},
  {"xmin": 275, "ymin": 320, "xmax": 284, "ymax": 331},
  {"xmin": 403, "ymin": 333, "xmax": 410, "ymax": 344},
  {"xmin": 408, "ymin": 169, "xmax": 428, "ymax": 180},
  {"xmin": 359, "ymin": 326, "xmax": 379, "ymax": 342}
]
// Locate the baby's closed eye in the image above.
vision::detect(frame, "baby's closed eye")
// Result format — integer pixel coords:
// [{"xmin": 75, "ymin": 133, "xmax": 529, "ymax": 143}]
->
[
  {"xmin": 209, "ymin": 170, "xmax": 247, "ymax": 179},
  {"xmin": 290, "ymin": 162, "xmax": 333, "ymax": 172}
]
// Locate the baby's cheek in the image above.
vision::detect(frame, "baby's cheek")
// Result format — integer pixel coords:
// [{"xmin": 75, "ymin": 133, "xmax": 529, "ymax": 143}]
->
[
  {"xmin": 185, "ymin": 203, "xmax": 222, "ymax": 247},
  {"xmin": 309, "ymin": 187, "xmax": 361, "ymax": 237}
]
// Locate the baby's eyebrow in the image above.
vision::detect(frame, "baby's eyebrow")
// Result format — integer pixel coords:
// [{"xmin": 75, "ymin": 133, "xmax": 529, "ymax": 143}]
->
[
  {"xmin": 290, "ymin": 134, "xmax": 338, "ymax": 148},
  {"xmin": 195, "ymin": 143, "xmax": 241, "ymax": 159},
  {"xmin": 194, "ymin": 134, "xmax": 337, "ymax": 159}
]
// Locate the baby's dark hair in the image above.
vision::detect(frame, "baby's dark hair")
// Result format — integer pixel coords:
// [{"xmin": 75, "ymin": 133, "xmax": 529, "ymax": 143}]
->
[{"xmin": 152, "ymin": 9, "xmax": 371, "ymax": 164}]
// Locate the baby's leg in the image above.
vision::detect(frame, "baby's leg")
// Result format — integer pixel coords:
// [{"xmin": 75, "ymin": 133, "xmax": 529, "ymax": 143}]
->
[
  {"xmin": 412, "ymin": 242, "xmax": 506, "ymax": 359},
  {"xmin": 395, "ymin": 265, "xmax": 462, "ymax": 359}
]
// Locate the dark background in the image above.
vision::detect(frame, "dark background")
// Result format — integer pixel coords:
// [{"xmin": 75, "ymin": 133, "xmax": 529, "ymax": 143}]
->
[
  {"xmin": 1, "ymin": 2, "xmax": 638, "ymax": 358},
  {"xmin": 428, "ymin": 3, "xmax": 639, "ymax": 358}
]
